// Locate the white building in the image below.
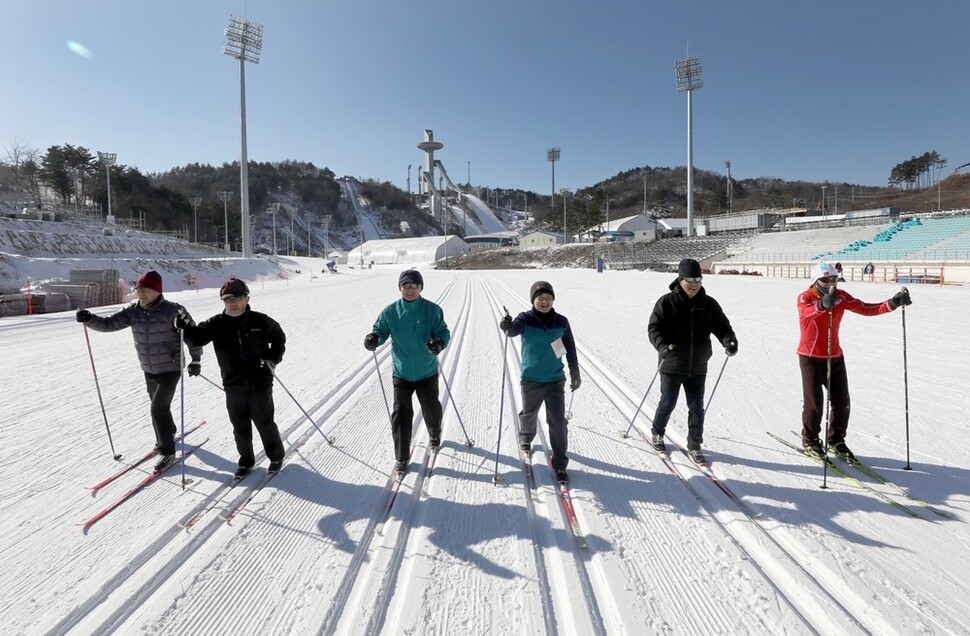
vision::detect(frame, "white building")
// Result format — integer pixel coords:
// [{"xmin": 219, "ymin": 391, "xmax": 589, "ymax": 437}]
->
[
  {"xmin": 598, "ymin": 214, "xmax": 659, "ymax": 241},
  {"xmin": 519, "ymin": 231, "xmax": 564, "ymax": 247},
  {"xmin": 347, "ymin": 235, "xmax": 470, "ymax": 267}
]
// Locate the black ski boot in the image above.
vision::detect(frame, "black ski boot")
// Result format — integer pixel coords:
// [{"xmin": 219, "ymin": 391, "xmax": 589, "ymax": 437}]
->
[{"xmin": 153, "ymin": 454, "xmax": 176, "ymax": 473}]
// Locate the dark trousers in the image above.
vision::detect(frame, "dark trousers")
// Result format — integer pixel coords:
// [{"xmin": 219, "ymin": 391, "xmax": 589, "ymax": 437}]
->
[
  {"xmin": 225, "ymin": 383, "xmax": 285, "ymax": 467},
  {"xmin": 518, "ymin": 379, "xmax": 568, "ymax": 471},
  {"xmin": 799, "ymin": 355, "xmax": 850, "ymax": 446},
  {"xmin": 651, "ymin": 372, "xmax": 707, "ymax": 450},
  {"xmin": 391, "ymin": 374, "xmax": 443, "ymax": 463},
  {"xmin": 144, "ymin": 371, "xmax": 180, "ymax": 455}
]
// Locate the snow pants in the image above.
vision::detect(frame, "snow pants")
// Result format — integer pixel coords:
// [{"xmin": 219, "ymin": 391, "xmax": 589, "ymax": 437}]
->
[
  {"xmin": 518, "ymin": 379, "xmax": 568, "ymax": 471},
  {"xmin": 225, "ymin": 383, "xmax": 285, "ymax": 468},
  {"xmin": 798, "ymin": 355, "xmax": 850, "ymax": 446},
  {"xmin": 391, "ymin": 374, "xmax": 443, "ymax": 464},
  {"xmin": 144, "ymin": 370, "xmax": 180, "ymax": 455},
  {"xmin": 651, "ymin": 372, "xmax": 707, "ymax": 450}
]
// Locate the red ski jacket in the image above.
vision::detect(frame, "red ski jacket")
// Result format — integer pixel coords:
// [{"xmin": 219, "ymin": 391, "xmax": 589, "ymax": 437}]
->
[{"xmin": 796, "ymin": 286, "xmax": 891, "ymax": 358}]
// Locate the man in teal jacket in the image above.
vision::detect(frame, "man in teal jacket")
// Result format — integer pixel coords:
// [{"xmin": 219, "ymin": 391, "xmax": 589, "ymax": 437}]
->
[
  {"xmin": 500, "ymin": 281, "xmax": 580, "ymax": 483},
  {"xmin": 365, "ymin": 270, "xmax": 451, "ymax": 474}
]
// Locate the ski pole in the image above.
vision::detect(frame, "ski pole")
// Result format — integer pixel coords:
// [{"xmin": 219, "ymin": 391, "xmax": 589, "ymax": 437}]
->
[
  {"xmin": 439, "ymin": 368, "xmax": 475, "ymax": 447},
  {"xmin": 83, "ymin": 324, "xmax": 121, "ymax": 460},
  {"xmin": 703, "ymin": 356, "xmax": 730, "ymax": 415},
  {"xmin": 179, "ymin": 325, "xmax": 186, "ymax": 488},
  {"xmin": 565, "ymin": 390, "xmax": 575, "ymax": 421},
  {"xmin": 621, "ymin": 362, "xmax": 661, "ymax": 439},
  {"xmin": 372, "ymin": 350, "xmax": 393, "ymax": 427},
  {"xmin": 494, "ymin": 307, "xmax": 512, "ymax": 484},
  {"xmin": 820, "ymin": 308, "xmax": 833, "ymax": 488},
  {"xmin": 265, "ymin": 361, "xmax": 336, "ymax": 445},
  {"xmin": 901, "ymin": 288, "xmax": 912, "ymax": 470},
  {"xmin": 198, "ymin": 372, "xmax": 225, "ymax": 392}
]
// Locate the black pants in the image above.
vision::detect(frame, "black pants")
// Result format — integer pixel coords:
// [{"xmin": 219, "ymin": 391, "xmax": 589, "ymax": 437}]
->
[
  {"xmin": 391, "ymin": 374, "xmax": 442, "ymax": 464},
  {"xmin": 144, "ymin": 371, "xmax": 180, "ymax": 455},
  {"xmin": 651, "ymin": 372, "xmax": 707, "ymax": 450},
  {"xmin": 225, "ymin": 383, "xmax": 285, "ymax": 467},
  {"xmin": 799, "ymin": 355, "xmax": 850, "ymax": 446},
  {"xmin": 518, "ymin": 379, "xmax": 568, "ymax": 471}
]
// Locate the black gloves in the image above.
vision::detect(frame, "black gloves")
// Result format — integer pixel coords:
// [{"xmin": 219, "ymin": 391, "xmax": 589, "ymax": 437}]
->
[
  {"xmin": 187, "ymin": 362, "xmax": 201, "ymax": 377},
  {"xmin": 174, "ymin": 308, "xmax": 190, "ymax": 330},
  {"xmin": 364, "ymin": 333, "xmax": 379, "ymax": 351},
  {"xmin": 659, "ymin": 344, "xmax": 675, "ymax": 361},
  {"xmin": 76, "ymin": 309, "xmax": 92, "ymax": 323},
  {"xmin": 888, "ymin": 289, "xmax": 913, "ymax": 310},
  {"xmin": 499, "ymin": 315, "xmax": 513, "ymax": 332},
  {"xmin": 570, "ymin": 373, "xmax": 582, "ymax": 392},
  {"xmin": 818, "ymin": 289, "xmax": 837, "ymax": 310},
  {"xmin": 723, "ymin": 338, "xmax": 738, "ymax": 357},
  {"xmin": 427, "ymin": 338, "xmax": 444, "ymax": 355}
]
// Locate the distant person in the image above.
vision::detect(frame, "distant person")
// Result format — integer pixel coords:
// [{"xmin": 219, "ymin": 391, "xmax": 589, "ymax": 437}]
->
[
  {"xmin": 863, "ymin": 261, "xmax": 875, "ymax": 282},
  {"xmin": 364, "ymin": 270, "xmax": 451, "ymax": 475},
  {"xmin": 500, "ymin": 281, "xmax": 580, "ymax": 484},
  {"xmin": 797, "ymin": 262, "xmax": 912, "ymax": 460},
  {"xmin": 647, "ymin": 259, "xmax": 737, "ymax": 465},
  {"xmin": 177, "ymin": 278, "xmax": 287, "ymax": 477},
  {"xmin": 76, "ymin": 270, "xmax": 202, "ymax": 472}
]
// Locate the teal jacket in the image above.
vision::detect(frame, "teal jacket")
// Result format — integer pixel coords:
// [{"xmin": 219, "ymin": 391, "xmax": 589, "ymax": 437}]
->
[
  {"xmin": 373, "ymin": 296, "xmax": 451, "ymax": 382},
  {"xmin": 506, "ymin": 308, "xmax": 579, "ymax": 383}
]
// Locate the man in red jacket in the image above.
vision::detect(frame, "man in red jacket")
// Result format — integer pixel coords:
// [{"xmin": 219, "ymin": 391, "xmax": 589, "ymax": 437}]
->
[{"xmin": 797, "ymin": 262, "xmax": 912, "ymax": 460}]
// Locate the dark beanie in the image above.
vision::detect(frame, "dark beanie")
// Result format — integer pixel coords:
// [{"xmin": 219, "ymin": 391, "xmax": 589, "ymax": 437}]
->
[
  {"xmin": 678, "ymin": 259, "xmax": 702, "ymax": 279},
  {"xmin": 399, "ymin": 269, "xmax": 424, "ymax": 288},
  {"xmin": 530, "ymin": 280, "xmax": 555, "ymax": 302},
  {"xmin": 219, "ymin": 277, "xmax": 250, "ymax": 299},
  {"xmin": 135, "ymin": 270, "xmax": 163, "ymax": 293}
]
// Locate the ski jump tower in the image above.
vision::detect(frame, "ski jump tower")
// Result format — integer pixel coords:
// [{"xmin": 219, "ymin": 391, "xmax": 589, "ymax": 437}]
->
[{"xmin": 417, "ymin": 130, "xmax": 444, "ymax": 224}]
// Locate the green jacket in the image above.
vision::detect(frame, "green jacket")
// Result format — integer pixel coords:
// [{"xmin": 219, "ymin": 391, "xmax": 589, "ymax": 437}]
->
[{"xmin": 373, "ymin": 296, "xmax": 451, "ymax": 381}]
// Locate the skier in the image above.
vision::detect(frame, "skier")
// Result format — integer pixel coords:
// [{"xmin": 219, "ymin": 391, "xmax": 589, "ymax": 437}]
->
[
  {"xmin": 176, "ymin": 278, "xmax": 287, "ymax": 477},
  {"xmin": 647, "ymin": 258, "xmax": 737, "ymax": 464},
  {"xmin": 76, "ymin": 270, "xmax": 202, "ymax": 472},
  {"xmin": 500, "ymin": 281, "xmax": 580, "ymax": 483},
  {"xmin": 797, "ymin": 262, "xmax": 912, "ymax": 459},
  {"xmin": 364, "ymin": 269, "xmax": 451, "ymax": 475}
]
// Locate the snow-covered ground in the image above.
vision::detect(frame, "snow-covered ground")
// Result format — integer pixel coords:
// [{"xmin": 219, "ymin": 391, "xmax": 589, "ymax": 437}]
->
[{"xmin": 3, "ymin": 263, "xmax": 969, "ymax": 635}]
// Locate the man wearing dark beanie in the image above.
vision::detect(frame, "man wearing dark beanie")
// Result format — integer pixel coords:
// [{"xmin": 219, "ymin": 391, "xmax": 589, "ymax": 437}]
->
[
  {"xmin": 500, "ymin": 280, "xmax": 581, "ymax": 484},
  {"xmin": 646, "ymin": 258, "xmax": 737, "ymax": 466},
  {"xmin": 75, "ymin": 269, "xmax": 202, "ymax": 472},
  {"xmin": 364, "ymin": 269, "xmax": 451, "ymax": 476}
]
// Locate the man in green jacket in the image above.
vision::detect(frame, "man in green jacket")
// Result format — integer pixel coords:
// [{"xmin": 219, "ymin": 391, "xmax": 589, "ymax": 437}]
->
[{"xmin": 365, "ymin": 270, "xmax": 451, "ymax": 475}]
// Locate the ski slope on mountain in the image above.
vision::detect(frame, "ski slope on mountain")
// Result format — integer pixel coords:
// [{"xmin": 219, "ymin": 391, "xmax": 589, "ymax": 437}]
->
[{"xmin": 1, "ymin": 266, "xmax": 968, "ymax": 635}]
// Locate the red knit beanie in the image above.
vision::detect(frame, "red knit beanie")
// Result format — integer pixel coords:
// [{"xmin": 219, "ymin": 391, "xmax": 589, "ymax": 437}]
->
[{"xmin": 135, "ymin": 270, "xmax": 163, "ymax": 293}]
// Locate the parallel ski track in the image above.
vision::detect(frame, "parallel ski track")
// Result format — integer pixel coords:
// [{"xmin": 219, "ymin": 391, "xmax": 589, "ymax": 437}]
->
[
  {"xmin": 537, "ymin": 281, "xmax": 921, "ymax": 635},
  {"xmin": 316, "ymin": 275, "xmax": 469, "ymax": 636},
  {"xmin": 45, "ymin": 280, "xmax": 462, "ymax": 636},
  {"xmin": 483, "ymin": 279, "xmax": 608, "ymax": 636}
]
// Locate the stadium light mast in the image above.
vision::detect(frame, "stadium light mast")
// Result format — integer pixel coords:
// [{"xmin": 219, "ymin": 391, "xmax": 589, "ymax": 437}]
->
[
  {"xmin": 547, "ymin": 147, "xmax": 560, "ymax": 228},
  {"xmin": 190, "ymin": 197, "xmax": 202, "ymax": 243},
  {"xmin": 724, "ymin": 161, "xmax": 732, "ymax": 215},
  {"xmin": 224, "ymin": 14, "xmax": 263, "ymax": 259},
  {"xmin": 560, "ymin": 188, "xmax": 571, "ymax": 244},
  {"xmin": 97, "ymin": 151, "xmax": 117, "ymax": 224},
  {"xmin": 675, "ymin": 53, "xmax": 703, "ymax": 237},
  {"xmin": 218, "ymin": 191, "xmax": 232, "ymax": 253}
]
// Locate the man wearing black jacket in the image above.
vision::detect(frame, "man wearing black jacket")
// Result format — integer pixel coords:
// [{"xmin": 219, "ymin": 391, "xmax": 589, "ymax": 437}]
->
[
  {"xmin": 647, "ymin": 259, "xmax": 737, "ymax": 464},
  {"xmin": 178, "ymin": 278, "xmax": 286, "ymax": 477}
]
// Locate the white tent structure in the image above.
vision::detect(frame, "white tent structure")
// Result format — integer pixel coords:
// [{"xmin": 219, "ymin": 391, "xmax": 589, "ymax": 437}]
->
[{"xmin": 347, "ymin": 235, "xmax": 470, "ymax": 267}]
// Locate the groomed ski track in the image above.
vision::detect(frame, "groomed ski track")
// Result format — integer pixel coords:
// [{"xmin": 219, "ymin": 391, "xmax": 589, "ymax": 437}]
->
[{"xmin": 5, "ymin": 269, "xmax": 967, "ymax": 635}]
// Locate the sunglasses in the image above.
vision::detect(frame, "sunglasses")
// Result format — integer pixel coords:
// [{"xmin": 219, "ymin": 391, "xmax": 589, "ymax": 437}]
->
[
  {"xmin": 222, "ymin": 295, "xmax": 247, "ymax": 301},
  {"xmin": 818, "ymin": 276, "xmax": 838, "ymax": 284},
  {"xmin": 400, "ymin": 283, "xmax": 421, "ymax": 290},
  {"xmin": 682, "ymin": 277, "xmax": 703, "ymax": 283}
]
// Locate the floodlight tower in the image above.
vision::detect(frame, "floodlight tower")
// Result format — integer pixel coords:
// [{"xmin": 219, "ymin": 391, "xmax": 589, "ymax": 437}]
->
[
  {"xmin": 190, "ymin": 197, "xmax": 202, "ymax": 243},
  {"xmin": 560, "ymin": 188, "xmax": 571, "ymax": 244},
  {"xmin": 417, "ymin": 130, "xmax": 444, "ymax": 224},
  {"xmin": 724, "ymin": 161, "xmax": 732, "ymax": 215},
  {"xmin": 218, "ymin": 191, "xmax": 232, "ymax": 252},
  {"xmin": 675, "ymin": 53, "xmax": 703, "ymax": 237},
  {"xmin": 547, "ymin": 147, "xmax": 560, "ymax": 224},
  {"xmin": 97, "ymin": 151, "xmax": 117, "ymax": 224},
  {"xmin": 224, "ymin": 14, "xmax": 263, "ymax": 258}
]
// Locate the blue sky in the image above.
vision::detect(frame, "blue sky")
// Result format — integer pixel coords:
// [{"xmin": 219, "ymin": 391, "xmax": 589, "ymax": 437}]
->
[{"xmin": 2, "ymin": 1, "xmax": 968, "ymax": 194}]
